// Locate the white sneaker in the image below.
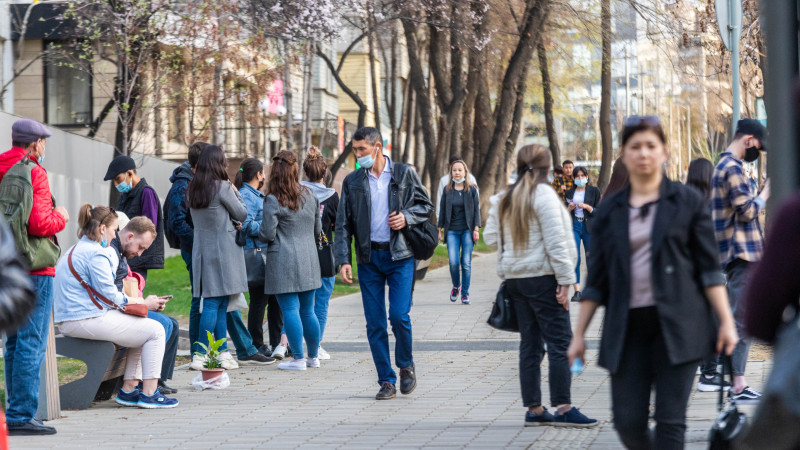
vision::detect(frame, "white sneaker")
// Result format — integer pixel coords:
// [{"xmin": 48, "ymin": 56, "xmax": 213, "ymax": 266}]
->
[
  {"xmin": 271, "ymin": 344, "xmax": 288, "ymax": 360},
  {"xmin": 219, "ymin": 351, "xmax": 239, "ymax": 370},
  {"xmin": 306, "ymin": 357, "xmax": 320, "ymax": 368},
  {"xmin": 318, "ymin": 346, "xmax": 331, "ymax": 360},
  {"xmin": 278, "ymin": 359, "xmax": 307, "ymax": 371},
  {"xmin": 190, "ymin": 354, "xmax": 206, "ymax": 371}
]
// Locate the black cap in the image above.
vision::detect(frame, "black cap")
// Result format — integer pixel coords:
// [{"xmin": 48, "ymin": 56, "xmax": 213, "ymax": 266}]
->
[
  {"xmin": 104, "ymin": 155, "xmax": 136, "ymax": 181},
  {"xmin": 735, "ymin": 119, "xmax": 768, "ymax": 150}
]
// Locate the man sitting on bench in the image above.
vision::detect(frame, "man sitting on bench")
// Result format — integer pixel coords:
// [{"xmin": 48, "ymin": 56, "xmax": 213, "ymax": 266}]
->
[{"xmin": 110, "ymin": 214, "xmax": 180, "ymax": 395}]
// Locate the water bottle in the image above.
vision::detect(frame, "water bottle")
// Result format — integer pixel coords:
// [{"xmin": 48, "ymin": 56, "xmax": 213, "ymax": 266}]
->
[{"xmin": 570, "ymin": 357, "xmax": 584, "ymax": 375}]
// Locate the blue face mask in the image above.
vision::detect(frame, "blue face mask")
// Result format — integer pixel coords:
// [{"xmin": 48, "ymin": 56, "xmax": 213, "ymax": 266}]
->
[
  {"xmin": 453, "ymin": 177, "xmax": 465, "ymax": 184},
  {"xmin": 116, "ymin": 174, "xmax": 132, "ymax": 193},
  {"xmin": 37, "ymin": 155, "xmax": 45, "ymax": 164},
  {"xmin": 357, "ymin": 146, "xmax": 379, "ymax": 169},
  {"xmin": 575, "ymin": 178, "xmax": 588, "ymax": 188},
  {"xmin": 100, "ymin": 239, "xmax": 108, "ymax": 248}
]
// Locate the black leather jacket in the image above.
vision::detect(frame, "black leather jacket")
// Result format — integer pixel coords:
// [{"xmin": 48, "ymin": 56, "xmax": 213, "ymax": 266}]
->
[{"xmin": 335, "ymin": 158, "xmax": 433, "ymax": 265}]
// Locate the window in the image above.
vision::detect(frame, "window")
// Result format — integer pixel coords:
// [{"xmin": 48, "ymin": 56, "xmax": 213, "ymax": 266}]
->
[{"xmin": 44, "ymin": 42, "xmax": 92, "ymax": 126}]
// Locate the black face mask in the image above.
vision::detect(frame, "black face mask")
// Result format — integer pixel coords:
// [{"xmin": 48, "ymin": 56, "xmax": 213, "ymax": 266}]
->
[{"xmin": 744, "ymin": 146, "xmax": 760, "ymax": 163}]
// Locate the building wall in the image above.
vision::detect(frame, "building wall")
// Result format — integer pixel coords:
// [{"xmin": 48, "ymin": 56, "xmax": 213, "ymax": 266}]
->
[{"xmin": 337, "ymin": 53, "xmax": 379, "ymax": 127}]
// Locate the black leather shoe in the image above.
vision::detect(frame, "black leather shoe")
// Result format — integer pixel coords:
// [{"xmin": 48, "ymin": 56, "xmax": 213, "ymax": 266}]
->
[
  {"xmin": 571, "ymin": 291, "xmax": 582, "ymax": 302},
  {"xmin": 375, "ymin": 382, "xmax": 397, "ymax": 400},
  {"xmin": 8, "ymin": 418, "xmax": 57, "ymax": 436},
  {"xmin": 158, "ymin": 380, "xmax": 178, "ymax": 395},
  {"xmin": 399, "ymin": 363, "xmax": 417, "ymax": 395}
]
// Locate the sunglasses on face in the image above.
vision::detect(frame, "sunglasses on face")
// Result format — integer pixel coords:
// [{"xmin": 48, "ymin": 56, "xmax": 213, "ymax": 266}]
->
[{"xmin": 624, "ymin": 115, "xmax": 661, "ymax": 127}]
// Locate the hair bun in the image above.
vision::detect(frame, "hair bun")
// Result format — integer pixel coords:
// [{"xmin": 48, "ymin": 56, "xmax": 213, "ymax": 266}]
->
[{"xmin": 306, "ymin": 146, "xmax": 321, "ymax": 160}]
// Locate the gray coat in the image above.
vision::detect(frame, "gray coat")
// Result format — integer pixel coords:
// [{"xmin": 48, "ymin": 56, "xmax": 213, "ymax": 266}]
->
[
  {"xmin": 260, "ymin": 189, "xmax": 322, "ymax": 295},
  {"xmin": 190, "ymin": 181, "xmax": 248, "ymax": 298}
]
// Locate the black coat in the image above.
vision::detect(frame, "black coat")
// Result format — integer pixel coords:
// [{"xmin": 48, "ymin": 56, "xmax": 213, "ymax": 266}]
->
[
  {"xmin": 565, "ymin": 185, "xmax": 601, "ymax": 230},
  {"xmin": 438, "ymin": 185, "xmax": 481, "ymax": 234},
  {"xmin": 583, "ymin": 178, "xmax": 725, "ymax": 375}
]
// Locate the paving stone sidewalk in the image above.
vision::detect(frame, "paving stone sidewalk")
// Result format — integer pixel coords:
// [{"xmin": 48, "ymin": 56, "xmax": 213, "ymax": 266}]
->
[{"xmin": 11, "ymin": 253, "xmax": 770, "ymax": 449}]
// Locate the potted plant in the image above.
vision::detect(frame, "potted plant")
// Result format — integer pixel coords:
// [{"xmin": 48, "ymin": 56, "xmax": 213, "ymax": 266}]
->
[{"xmin": 195, "ymin": 331, "xmax": 226, "ymax": 381}]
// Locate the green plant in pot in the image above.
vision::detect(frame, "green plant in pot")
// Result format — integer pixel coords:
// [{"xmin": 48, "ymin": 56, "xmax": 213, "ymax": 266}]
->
[{"xmin": 195, "ymin": 331, "xmax": 226, "ymax": 381}]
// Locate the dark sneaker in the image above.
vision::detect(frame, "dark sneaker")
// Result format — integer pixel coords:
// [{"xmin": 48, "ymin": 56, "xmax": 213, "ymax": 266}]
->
[
  {"xmin": 399, "ymin": 363, "xmax": 417, "ymax": 395},
  {"xmin": 158, "ymin": 380, "xmax": 178, "ymax": 395},
  {"xmin": 553, "ymin": 407, "xmax": 598, "ymax": 428},
  {"xmin": 257, "ymin": 344, "xmax": 272, "ymax": 356},
  {"xmin": 115, "ymin": 387, "xmax": 140, "ymax": 407},
  {"xmin": 8, "ymin": 418, "xmax": 57, "ymax": 436},
  {"xmin": 138, "ymin": 389, "xmax": 179, "ymax": 409},
  {"xmin": 729, "ymin": 386, "xmax": 762, "ymax": 405},
  {"xmin": 697, "ymin": 374, "xmax": 731, "ymax": 392},
  {"xmin": 525, "ymin": 408, "xmax": 556, "ymax": 427},
  {"xmin": 461, "ymin": 294, "xmax": 470, "ymax": 305},
  {"xmin": 376, "ymin": 382, "xmax": 397, "ymax": 400},
  {"xmin": 450, "ymin": 287, "xmax": 460, "ymax": 302},
  {"xmin": 239, "ymin": 352, "xmax": 277, "ymax": 365},
  {"xmin": 571, "ymin": 291, "xmax": 582, "ymax": 302}
]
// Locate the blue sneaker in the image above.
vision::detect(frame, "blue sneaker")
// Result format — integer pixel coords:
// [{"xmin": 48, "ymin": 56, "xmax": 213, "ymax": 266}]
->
[
  {"xmin": 553, "ymin": 407, "xmax": 598, "ymax": 428},
  {"xmin": 137, "ymin": 389, "xmax": 179, "ymax": 409},
  {"xmin": 115, "ymin": 387, "xmax": 140, "ymax": 407},
  {"xmin": 525, "ymin": 408, "xmax": 556, "ymax": 426}
]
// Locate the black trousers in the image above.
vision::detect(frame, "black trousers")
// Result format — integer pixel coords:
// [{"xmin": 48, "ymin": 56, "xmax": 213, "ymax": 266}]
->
[
  {"xmin": 507, "ymin": 275, "xmax": 572, "ymax": 407},
  {"xmin": 611, "ymin": 307, "xmax": 699, "ymax": 450},
  {"xmin": 247, "ymin": 284, "xmax": 283, "ymax": 350}
]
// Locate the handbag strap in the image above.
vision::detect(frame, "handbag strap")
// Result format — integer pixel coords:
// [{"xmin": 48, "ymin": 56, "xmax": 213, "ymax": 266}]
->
[
  {"xmin": 67, "ymin": 247, "xmax": 122, "ymax": 312},
  {"xmin": 718, "ymin": 355, "xmax": 733, "ymax": 411}
]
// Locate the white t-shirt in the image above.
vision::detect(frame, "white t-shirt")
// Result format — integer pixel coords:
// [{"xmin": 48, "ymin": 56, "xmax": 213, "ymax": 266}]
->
[{"xmin": 573, "ymin": 189, "xmax": 586, "ymax": 218}]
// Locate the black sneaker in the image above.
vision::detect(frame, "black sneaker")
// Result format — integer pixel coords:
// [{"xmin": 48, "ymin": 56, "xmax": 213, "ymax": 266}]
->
[
  {"xmin": 399, "ymin": 363, "xmax": 417, "ymax": 395},
  {"xmin": 729, "ymin": 386, "xmax": 762, "ymax": 405},
  {"xmin": 525, "ymin": 408, "xmax": 556, "ymax": 427},
  {"xmin": 697, "ymin": 374, "xmax": 731, "ymax": 392},
  {"xmin": 553, "ymin": 407, "xmax": 598, "ymax": 428},
  {"xmin": 158, "ymin": 380, "xmax": 178, "ymax": 395},
  {"xmin": 8, "ymin": 418, "xmax": 57, "ymax": 436},
  {"xmin": 571, "ymin": 291, "xmax": 582, "ymax": 302},
  {"xmin": 376, "ymin": 382, "xmax": 397, "ymax": 400},
  {"xmin": 239, "ymin": 352, "xmax": 277, "ymax": 365},
  {"xmin": 257, "ymin": 344, "xmax": 272, "ymax": 356}
]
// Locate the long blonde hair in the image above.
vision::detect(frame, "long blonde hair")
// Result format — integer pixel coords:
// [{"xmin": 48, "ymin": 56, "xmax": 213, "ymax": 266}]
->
[
  {"xmin": 446, "ymin": 160, "xmax": 472, "ymax": 193},
  {"xmin": 499, "ymin": 145, "xmax": 551, "ymax": 251}
]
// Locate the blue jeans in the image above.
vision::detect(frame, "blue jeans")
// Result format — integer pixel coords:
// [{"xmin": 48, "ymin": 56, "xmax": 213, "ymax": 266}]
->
[
  {"xmin": 358, "ymin": 250, "xmax": 415, "ymax": 385},
  {"xmin": 315, "ymin": 276, "xmax": 336, "ymax": 340},
  {"xmin": 446, "ymin": 229, "xmax": 474, "ymax": 296},
  {"xmin": 5, "ymin": 275, "xmax": 53, "ymax": 426},
  {"xmin": 183, "ymin": 250, "xmax": 258, "ymax": 358},
  {"xmin": 198, "ymin": 296, "xmax": 229, "ymax": 353},
  {"xmin": 147, "ymin": 311, "xmax": 178, "ymax": 381},
  {"xmin": 275, "ymin": 290, "xmax": 319, "ymax": 360},
  {"xmin": 573, "ymin": 220, "xmax": 591, "ymax": 284}
]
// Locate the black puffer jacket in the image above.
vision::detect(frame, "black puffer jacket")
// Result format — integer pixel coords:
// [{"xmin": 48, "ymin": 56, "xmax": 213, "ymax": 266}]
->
[
  {"xmin": 335, "ymin": 158, "xmax": 433, "ymax": 265},
  {"xmin": 0, "ymin": 216, "xmax": 35, "ymax": 332}
]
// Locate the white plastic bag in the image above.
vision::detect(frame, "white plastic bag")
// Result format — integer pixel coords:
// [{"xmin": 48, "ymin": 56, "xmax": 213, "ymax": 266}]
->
[{"xmin": 191, "ymin": 372, "xmax": 231, "ymax": 390}]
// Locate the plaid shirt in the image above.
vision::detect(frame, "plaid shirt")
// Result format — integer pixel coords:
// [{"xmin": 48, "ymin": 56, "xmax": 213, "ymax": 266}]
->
[
  {"xmin": 551, "ymin": 176, "xmax": 574, "ymax": 202},
  {"xmin": 711, "ymin": 152, "xmax": 766, "ymax": 269}
]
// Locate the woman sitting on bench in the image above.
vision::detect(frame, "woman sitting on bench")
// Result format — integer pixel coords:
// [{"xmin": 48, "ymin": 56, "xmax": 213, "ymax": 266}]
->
[{"xmin": 53, "ymin": 204, "xmax": 178, "ymax": 409}]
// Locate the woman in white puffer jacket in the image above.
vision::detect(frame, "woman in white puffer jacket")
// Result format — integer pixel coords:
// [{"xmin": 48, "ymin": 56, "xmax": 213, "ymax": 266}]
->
[{"xmin": 484, "ymin": 144, "xmax": 597, "ymax": 428}]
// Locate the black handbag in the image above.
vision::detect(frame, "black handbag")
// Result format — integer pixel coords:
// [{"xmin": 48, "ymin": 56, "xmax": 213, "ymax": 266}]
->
[
  {"xmin": 403, "ymin": 216, "xmax": 438, "ymax": 260},
  {"xmin": 235, "ymin": 228, "xmax": 247, "ymax": 247},
  {"xmin": 708, "ymin": 356, "xmax": 747, "ymax": 449},
  {"xmin": 244, "ymin": 247, "xmax": 266, "ymax": 285},
  {"xmin": 486, "ymin": 218, "xmax": 518, "ymax": 332},
  {"xmin": 317, "ymin": 233, "xmax": 336, "ymax": 278}
]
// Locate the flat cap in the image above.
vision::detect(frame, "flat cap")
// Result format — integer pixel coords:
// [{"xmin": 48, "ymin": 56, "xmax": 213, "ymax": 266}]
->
[
  {"xmin": 104, "ymin": 155, "xmax": 136, "ymax": 181},
  {"xmin": 12, "ymin": 119, "xmax": 51, "ymax": 143}
]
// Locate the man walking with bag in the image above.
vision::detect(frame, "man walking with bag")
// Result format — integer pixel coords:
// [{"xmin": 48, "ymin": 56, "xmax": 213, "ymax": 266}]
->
[{"xmin": 335, "ymin": 127, "xmax": 433, "ymax": 400}]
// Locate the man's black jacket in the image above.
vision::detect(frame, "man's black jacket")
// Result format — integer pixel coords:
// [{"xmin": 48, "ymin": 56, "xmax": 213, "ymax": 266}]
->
[{"xmin": 335, "ymin": 158, "xmax": 433, "ymax": 266}]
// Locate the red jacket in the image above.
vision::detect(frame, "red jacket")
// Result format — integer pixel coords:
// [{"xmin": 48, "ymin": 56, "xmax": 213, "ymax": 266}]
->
[{"xmin": 0, "ymin": 147, "xmax": 66, "ymax": 276}]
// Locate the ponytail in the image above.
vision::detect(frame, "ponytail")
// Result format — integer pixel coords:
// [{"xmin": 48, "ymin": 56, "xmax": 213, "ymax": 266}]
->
[
  {"xmin": 77, "ymin": 204, "xmax": 118, "ymax": 241},
  {"xmin": 234, "ymin": 158, "xmax": 264, "ymax": 191}
]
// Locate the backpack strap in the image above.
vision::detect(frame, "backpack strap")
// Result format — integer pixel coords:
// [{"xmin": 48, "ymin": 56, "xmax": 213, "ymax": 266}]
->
[{"xmin": 67, "ymin": 247, "xmax": 119, "ymax": 311}]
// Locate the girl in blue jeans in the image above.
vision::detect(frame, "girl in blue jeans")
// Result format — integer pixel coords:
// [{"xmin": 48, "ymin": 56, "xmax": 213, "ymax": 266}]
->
[{"xmin": 437, "ymin": 160, "xmax": 481, "ymax": 304}]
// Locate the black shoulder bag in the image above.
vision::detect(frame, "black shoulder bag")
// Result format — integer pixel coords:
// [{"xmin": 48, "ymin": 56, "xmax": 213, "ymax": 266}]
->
[
  {"xmin": 708, "ymin": 356, "xmax": 747, "ymax": 449},
  {"xmin": 486, "ymin": 216, "xmax": 518, "ymax": 332}
]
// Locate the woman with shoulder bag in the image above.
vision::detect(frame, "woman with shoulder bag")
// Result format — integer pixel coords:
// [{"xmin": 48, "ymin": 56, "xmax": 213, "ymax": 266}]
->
[
  {"xmin": 54, "ymin": 204, "xmax": 177, "ymax": 409},
  {"xmin": 235, "ymin": 158, "xmax": 283, "ymax": 356},
  {"xmin": 565, "ymin": 166, "xmax": 600, "ymax": 303},
  {"xmin": 568, "ymin": 116, "xmax": 738, "ymax": 448},
  {"xmin": 484, "ymin": 144, "xmax": 596, "ymax": 428},
  {"xmin": 260, "ymin": 151, "xmax": 323, "ymax": 371}
]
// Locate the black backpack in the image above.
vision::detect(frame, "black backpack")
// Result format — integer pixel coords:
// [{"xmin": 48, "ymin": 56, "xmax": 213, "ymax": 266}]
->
[{"xmin": 393, "ymin": 164, "xmax": 437, "ymax": 260}]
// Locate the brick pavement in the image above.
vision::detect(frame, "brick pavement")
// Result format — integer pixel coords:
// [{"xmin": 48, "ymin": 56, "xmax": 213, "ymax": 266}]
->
[{"xmin": 11, "ymin": 253, "xmax": 770, "ymax": 449}]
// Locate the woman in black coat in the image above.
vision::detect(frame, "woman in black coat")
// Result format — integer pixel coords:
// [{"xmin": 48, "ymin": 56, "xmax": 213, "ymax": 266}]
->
[
  {"xmin": 565, "ymin": 167, "xmax": 600, "ymax": 302},
  {"xmin": 567, "ymin": 116, "xmax": 738, "ymax": 449}
]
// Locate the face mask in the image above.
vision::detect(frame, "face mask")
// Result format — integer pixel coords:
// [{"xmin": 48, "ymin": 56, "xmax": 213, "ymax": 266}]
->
[
  {"xmin": 116, "ymin": 174, "xmax": 132, "ymax": 193},
  {"xmin": 744, "ymin": 146, "xmax": 760, "ymax": 163},
  {"xmin": 357, "ymin": 146, "xmax": 379, "ymax": 169},
  {"xmin": 100, "ymin": 239, "xmax": 109, "ymax": 247},
  {"xmin": 453, "ymin": 177, "xmax": 465, "ymax": 184},
  {"xmin": 575, "ymin": 179, "xmax": 588, "ymax": 188}
]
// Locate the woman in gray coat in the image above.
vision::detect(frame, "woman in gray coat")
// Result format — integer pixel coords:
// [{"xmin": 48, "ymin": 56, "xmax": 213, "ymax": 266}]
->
[
  {"xmin": 260, "ymin": 151, "xmax": 322, "ymax": 371},
  {"xmin": 187, "ymin": 145, "xmax": 248, "ymax": 365}
]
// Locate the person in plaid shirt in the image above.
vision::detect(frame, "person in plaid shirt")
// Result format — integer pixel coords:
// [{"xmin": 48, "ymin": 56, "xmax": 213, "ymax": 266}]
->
[
  {"xmin": 551, "ymin": 160, "xmax": 574, "ymax": 202},
  {"xmin": 711, "ymin": 118, "xmax": 769, "ymax": 404}
]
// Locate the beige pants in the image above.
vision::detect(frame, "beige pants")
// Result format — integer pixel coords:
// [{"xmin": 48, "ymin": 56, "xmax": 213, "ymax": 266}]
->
[{"xmin": 59, "ymin": 310, "xmax": 165, "ymax": 381}]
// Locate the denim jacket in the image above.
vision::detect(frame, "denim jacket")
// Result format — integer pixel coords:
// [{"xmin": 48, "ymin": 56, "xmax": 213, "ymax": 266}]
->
[{"xmin": 239, "ymin": 183, "xmax": 268, "ymax": 249}]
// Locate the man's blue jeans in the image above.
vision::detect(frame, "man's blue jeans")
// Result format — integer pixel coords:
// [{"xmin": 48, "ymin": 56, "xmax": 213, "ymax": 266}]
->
[
  {"xmin": 182, "ymin": 250, "xmax": 257, "ymax": 358},
  {"xmin": 358, "ymin": 250, "xmax": 414, "ymax": 385},
  {"xmin": 276, "ymin": 290, "xmax": 319, "ymax": 360},
  {"xmin": 147, "ymin": 311, "xmax": 178, "ymax": 381},
  {"xmin": 315, "ymin": 276, "xmax": 336, "ymax": 340},
  {"xmin": 573, "ymin": 220, "xmax": 591, "ymax": 284},
  {"xmin": 446, "ymin": 230, "xmax": 474, "ymax": 296},
  {"xmin": 5, "ymin": 275, "xmax": 53, "ymax": 426}
]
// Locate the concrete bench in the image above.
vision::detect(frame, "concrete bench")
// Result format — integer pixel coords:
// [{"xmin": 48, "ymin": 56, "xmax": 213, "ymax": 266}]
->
[{"xmin": 55, "ymin": 336, "xmax": 128, "ymax": 410}]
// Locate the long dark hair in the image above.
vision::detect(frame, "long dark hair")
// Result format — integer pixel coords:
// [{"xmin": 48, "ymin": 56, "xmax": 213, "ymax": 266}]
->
[
  {"xmin": 268, "ymin": 150, "xmax": 308, "ymax": 211},
  {"xmin": 187, "ymin": 145, "xmax": 229, "ymax": 209},
  {"xmin": 686, "ymin": 158, "xmax": 714, "ymax": 201},
  {"xmin": 234, "ymin": 158, "xmax": 264, "ymax": 190},
  {"xmin": 603, "ymin": 157, "xmax": 629, "ymax": 198}
]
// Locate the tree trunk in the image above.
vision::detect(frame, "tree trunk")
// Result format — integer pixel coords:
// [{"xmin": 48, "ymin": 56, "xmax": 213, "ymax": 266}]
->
[
  {"xmin": 497, "ymin": 64, "xmax": 530, "ymax": 192},
  {"xmin": 598, "ymin": 0, "xmax": 613, "ymax": 191},
  {"xmin": 367, "ymin": 7, "xmax": 382, "ymax": 132},
  {"xmin": 537, "ymin": 32, "xmax": 560, "ymax": 168},
  {"xmin": 402, "ymin": 80, "xmax": 415, "ymax": 163},
  {"xmin": 473, "ymin": 71, "xmax": 494, "ymax": 170},
  {"xmin": 389, "ymin": 24, "xmax": 400, "ymax": 161},
  {"xmin": 283, "ymin": 40, "xmax": 294, "ymax": 152}
]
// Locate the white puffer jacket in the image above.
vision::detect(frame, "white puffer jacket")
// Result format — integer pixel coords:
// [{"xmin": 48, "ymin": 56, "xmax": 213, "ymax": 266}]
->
[{"xmin": 484, "ymin": 184, "xmax": 577, "ymax": 285}]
